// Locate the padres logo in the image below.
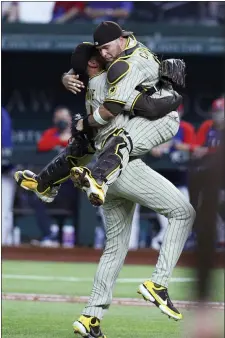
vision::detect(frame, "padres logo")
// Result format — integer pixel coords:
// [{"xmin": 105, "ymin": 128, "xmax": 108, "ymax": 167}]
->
[{"xmin": 108, "ymin": 86, "xmax": 117, "ymax": 96}]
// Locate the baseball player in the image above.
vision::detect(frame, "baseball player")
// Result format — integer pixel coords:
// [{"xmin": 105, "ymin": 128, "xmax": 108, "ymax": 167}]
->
[
  {"xmin": 15, "ymin": 33, "xmax": 183, "ymax": 204},
  {"xmin": 68, "ymin": 21, "xmax": 184, "ymax": 206},
  {"xmin": 14, "ymin": 42, "xmax": 195, "ymax": 337}
]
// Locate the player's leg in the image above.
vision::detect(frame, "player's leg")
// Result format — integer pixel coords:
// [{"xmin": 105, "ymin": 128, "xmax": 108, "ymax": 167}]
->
[
  {"xmin": 71, "ymin": 112, "xmax": 179, "ymax": 207},
  {"xmin": 73, "ymin": 197, "xmax": 135, "ymax": 336},
  {"xmin": 129, "ymin": 203, "xmax": 140, "ymax": 250},
  {"xmin": 112, "ymin": 158, "xmax": 195, "ymax": 320},
  {"xmin": 71, "ymin": 128, "xmax": 132, "ymax": 206},
  {"xmin": 127, "ymin": 111, "xmax": 180, "ymax": 157},
  {"xmin": 153, "ymin": 185, "xmax": 190, "ymax": 250},
  {"xmin": 14, "ymin": 133, "xmax": 94, "ymax": 202}
]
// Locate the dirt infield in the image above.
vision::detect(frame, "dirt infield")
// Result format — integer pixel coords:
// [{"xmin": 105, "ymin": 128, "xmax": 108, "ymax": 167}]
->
[
  {"xmin": 2, "ymin": 293, "xmax": 224, "ymax": 310},
  {"xmin": 2, "ymin": 245, "xmax": 225, "ymax": 267}
]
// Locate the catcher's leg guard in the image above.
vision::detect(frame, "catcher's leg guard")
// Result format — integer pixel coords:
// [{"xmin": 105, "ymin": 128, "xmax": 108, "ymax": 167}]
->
[
  {"xmin": 14, "ymin": 132, "xmax": 94, "ymax": 202},
  {"xmin": 71, "ymin": 129, "xmax": 132, "ymax": 206},
  {"xmin": 36, "ymin": 133, "xmax": 94, "ymax": 193},
  {"xmin": 91, "ymin": 138, "xmax": 126, "ymax": 184}
]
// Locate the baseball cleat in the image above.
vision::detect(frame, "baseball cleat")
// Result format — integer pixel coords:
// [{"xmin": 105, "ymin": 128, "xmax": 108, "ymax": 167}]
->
[
  {"xmin": 138, "ymin": 280, "xmax": 182, "ymax": 321},
  {"xmin": 73, "ymin": 315, "xmax": 106, "ymax": 338},
  {"xmin": 14, "ymin": 170, "xmax": 59, "ymax": 203},
  {"xmin": 70, "ymin": 167, "xmax": 106, "ymax": 207}
]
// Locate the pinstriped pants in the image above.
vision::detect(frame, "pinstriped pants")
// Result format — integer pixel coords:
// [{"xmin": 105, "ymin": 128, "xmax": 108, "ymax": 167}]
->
[
  {"xmin": 99, "ymin": 111, "xmax": 180, "ymax": 185},
  {"xmin": 82, "ymin": 159, "xmax": 196, "ymax": 319}
]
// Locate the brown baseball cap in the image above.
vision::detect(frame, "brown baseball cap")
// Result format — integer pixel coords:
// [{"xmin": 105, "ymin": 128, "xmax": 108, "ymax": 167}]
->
[{"xmin": 93, "ymin": 21, "xmax": 133, "ymax": 47}]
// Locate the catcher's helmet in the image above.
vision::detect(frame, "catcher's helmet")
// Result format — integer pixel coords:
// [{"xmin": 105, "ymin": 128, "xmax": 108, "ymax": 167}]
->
[{"xmin": 71, "ymin": 42, "xmax": 96, "ymax": 75}]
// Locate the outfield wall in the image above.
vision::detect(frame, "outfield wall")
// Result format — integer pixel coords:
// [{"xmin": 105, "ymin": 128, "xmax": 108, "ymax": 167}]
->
[{"xmin": 2, "ymin": 246, "xmax": 224, "ymax": 268}]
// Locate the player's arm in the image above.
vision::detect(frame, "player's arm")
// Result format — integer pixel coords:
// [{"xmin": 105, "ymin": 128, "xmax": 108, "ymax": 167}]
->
[
  {"xmin": 76, "ymin": 106, "xmax": 115, "ymax": 131},
  {"xmin": 104, "ymin": 57, "xmax": 182, "ymax": 121},
  {"xmin": 80, "ymin": 61, "xmax": 144, "ymax": 130},
  {"xmin": 131, "ymin": 89, "xmax": 182, "ymax": 120}
]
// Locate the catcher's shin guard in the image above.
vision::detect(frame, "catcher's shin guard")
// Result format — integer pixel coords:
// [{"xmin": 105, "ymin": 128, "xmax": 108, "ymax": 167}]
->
[
  {"xmin": 37, "ymin": 133, "xmax": 94, "ymax": 193},
  {"xmin": 89, "ymin": 129, "xmax": 133, "ymax": 185},
  {"xmin": 71, "ymin": 129, "xmax": 132, "ymax": 206}
]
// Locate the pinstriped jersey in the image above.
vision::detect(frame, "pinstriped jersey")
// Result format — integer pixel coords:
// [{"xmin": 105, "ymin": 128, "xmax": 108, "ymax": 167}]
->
[
  {"xmin": 105, "ymin": 35, "xmax": 160, "ymax": 110},
  {"xmin": 86, "ymin": 71, "xmax": 133, "ymax": 151},
  {"xmin": 85, "ymin": 70, "xmax": 107, "ymax": 115},
  {"xmin": 85, "ymin": 35, "xmax": 167, "ymax": 150}
]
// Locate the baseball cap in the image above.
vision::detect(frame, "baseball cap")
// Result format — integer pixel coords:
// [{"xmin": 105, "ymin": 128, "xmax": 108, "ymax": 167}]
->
[
  {"xmin": 93, "ymin": 21, "xmax": 133, "ymax": 47},
  {"xmin": 71, "ymin": 42, "xmax": 96, "ymax": 75}
]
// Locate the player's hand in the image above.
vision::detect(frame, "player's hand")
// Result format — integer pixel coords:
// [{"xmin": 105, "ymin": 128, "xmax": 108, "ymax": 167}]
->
[
  {"xmin": 62, "ymin": 74, "xmax": 85, "ymax": 95},
  {"xmin": 76, "ymin": 119, "xmax": 84, "ymax": 131}
]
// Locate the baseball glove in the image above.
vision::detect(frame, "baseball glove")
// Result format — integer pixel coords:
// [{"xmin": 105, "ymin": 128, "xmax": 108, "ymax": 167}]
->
[{"xmin": 159, "ymin": 59, "xmax": 186, "ymax": 88}]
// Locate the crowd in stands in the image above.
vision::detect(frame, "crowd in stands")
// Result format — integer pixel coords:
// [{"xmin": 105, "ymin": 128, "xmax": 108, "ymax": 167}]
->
[{"xmin": 2, "ymin": 1, "xmax": 225, "ymax": 25}]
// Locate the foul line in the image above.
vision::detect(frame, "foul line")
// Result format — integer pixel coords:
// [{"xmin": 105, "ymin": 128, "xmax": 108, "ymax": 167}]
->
[
  {"xmin": 2, "ymin": 274, "xmax": 196, "ymax": 283},
  {"xmin": 2, "ymin": 293, "xmax": 224, "ymax": 310}
]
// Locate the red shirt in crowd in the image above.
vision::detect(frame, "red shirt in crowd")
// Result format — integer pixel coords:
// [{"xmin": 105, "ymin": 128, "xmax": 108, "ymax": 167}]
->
[
  {"xmin": 52, "ymin": 1, "xmax": 85, "ymax": 19},
  {"xmin": 37, "ymin": 127, "xmax": 68, "ymax": 152}
]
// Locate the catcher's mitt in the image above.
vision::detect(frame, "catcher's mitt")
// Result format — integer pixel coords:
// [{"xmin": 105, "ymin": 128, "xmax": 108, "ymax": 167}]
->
[{"xmin": 159, "ymin": 59, "xmax": 186, "ymax": 88}]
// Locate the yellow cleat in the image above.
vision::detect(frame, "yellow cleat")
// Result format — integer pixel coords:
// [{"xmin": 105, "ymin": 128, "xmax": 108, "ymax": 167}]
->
[
  {"xmin": 14, "ymin": 170, "xmax": 38, "ymax": 191},
  {"xmin": 138, "ymin": 280, "xmax": 183, "ymax": 321},
  {"xmin": 70, "ymin": 167, "xmax": 107, "ymax": 207},
  {"xmin": 73, "ymin": 315, "xmax": 106, "ymax": 337},
  {"xmin": 14, "ymin": 170, "xmax": 59, "ymax": 203}
]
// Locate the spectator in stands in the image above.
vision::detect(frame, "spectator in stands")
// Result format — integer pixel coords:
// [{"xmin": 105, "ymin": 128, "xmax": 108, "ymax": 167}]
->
[
  {"xmin": 84, "ymin": 1, "xmax": 133, "ymax": 24},
  {"xmin": 36, "ymin": 106, "xmax": 80, "ymax": 246},
  {"xmin": 150, "ymin": 104, "xmax": 196, "ymax": 250},
  {"xmin": 194, "ymin": 97, "xmax": 224, "ymax": 157},
  {"xmin": 37, "ymin": 106, "xmax": 72, "ymax": 152},
  {"xmin": 51, "ymin": 1, "xmax": 85, "ymax": 23},
  {"xmin": 2, "ymin": 107, "xmax": 16, "ymax": 245},
  {"xmin": 193, "ymin": 97, "xmax": 225, "ymax": 248},
  {"xmin": 2, "ymin": 1, "xmax": 19, "ymax": 22}
]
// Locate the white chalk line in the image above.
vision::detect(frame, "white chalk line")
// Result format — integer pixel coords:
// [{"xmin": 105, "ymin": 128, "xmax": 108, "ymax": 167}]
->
[
  {"xmin": 2, "ymin": 293, "xmax": 224, "ymax": 310},
  {"xmin": 2, "ymin": 274, "xmax": 196, "ymax": 283}
]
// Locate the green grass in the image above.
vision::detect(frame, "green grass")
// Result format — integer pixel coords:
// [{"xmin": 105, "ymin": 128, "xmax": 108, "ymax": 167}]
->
[
  {"xmin": 2, "ymin": 261, "xmax": 224, "ymax": 301},
  {"xmin": 2, "ymin": 260, "xmax": 224, "ymax": 338},
  {"xmin": 2, "ymin": 301, "xmax": 224, "ymax": 338},
  {"xmin": 2, "ymin": 300, "xmax": 186, "ymax": 338}
]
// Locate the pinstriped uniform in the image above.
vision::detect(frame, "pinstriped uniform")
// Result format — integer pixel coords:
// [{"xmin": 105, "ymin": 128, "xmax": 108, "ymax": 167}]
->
[
  {"xmin": 85, "ymin": 71, "xmax": 107, "ymax": 115},
  {"xmin": 82, "ymin": 159, "xmax": 195, "ymax": 319},
  {"xmin": 86, "ymin": 72, "xmax": 131, "ymax": 152},
  {"xmin": 81, "ymin": 38, "xmax": 195, "ymax": 319},
  {"xmin": 86, "ymin": 36, "xmax": 180, "ymax": 176},
  {"xmin": 105, "ymin": 37, "xmax": 160, "ymax": 107}
]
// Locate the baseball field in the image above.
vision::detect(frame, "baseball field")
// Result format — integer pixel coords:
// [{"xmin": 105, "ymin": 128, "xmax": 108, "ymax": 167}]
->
[{"xmin": 2, "ymin": 260, "xmax": 224, "ymax": 338}]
